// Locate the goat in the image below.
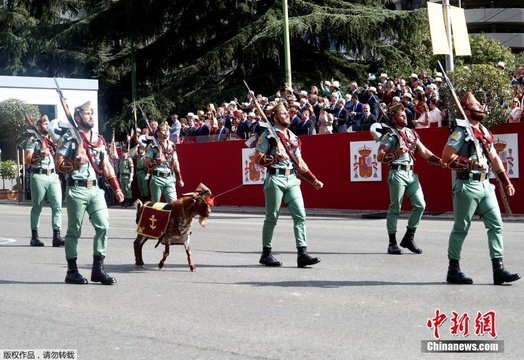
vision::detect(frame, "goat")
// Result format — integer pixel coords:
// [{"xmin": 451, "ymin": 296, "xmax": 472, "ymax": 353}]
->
[{"xmin": 133, "ymin": 185, "xmax": 213, "ymax": 271}]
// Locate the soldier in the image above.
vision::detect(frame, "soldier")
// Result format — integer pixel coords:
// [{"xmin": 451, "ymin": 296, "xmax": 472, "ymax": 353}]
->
[
  {"xmin": 377, "ymin": 104, "xmax": 445, "ymax": 255},
  {"xmin": 55, "ymin": 101, "xmax": 124, "ymax": 285},
  {"xmin": 117, "ymin": 146, "xmax": 134, "ymax": 207},
  {"xmin": 442, "ymin": 92, "xmax": 521, "ymax": 285},
  {"xmin": 253, "ymin": 102, "xmax": 323, "ymax": 268},
  {"xmin": 135, "ymin": 144, "xmax": 149, "ymax": 201},
  {"xmin": 145, "ymin": 120, "xmax": 184, "ymax": 203},
  {"xmin": 20, "ymin": 115, "xmax": 64, "ymax": 247}
]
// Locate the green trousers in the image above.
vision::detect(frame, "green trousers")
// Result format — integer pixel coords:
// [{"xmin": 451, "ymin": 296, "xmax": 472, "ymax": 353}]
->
[
  {"xmin": 448, "ymin": 179, "xmax": 503, "ymax": 260},
  {"xmin": 118, "ymin": 174, "xmax": 132, "ymax": 199},
  {"xmin": 30, "ymin": 172, "xmax": 62, "ymax": 231},
  {"xmin": 386, "ymin": 169, "xmax": 425, "ymax": 235},
  {"xmin": 149, "ymin": 174, "xmax": 177, "ymax": 203},
  {"xmin": 136, "ymin": 170, "xmax": 149, "ymax": 198},
  {"xmin": 64, "ymin": 184, "xmax": 109, "ymax": 260},
  {"xmin": 262, "ymin": 174, "xmax": 307, "ymax": 249}
]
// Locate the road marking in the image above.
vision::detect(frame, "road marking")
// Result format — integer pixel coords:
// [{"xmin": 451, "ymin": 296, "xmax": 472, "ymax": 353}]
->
[{"xmin": 0, "ymin": 237, "xmax": 17, "ymax": 245}]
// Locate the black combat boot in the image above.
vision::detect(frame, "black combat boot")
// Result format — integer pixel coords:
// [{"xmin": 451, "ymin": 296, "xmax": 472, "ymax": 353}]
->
[
  {"xmin": 387, "ymin": 233, "xmax": 402, "ymax": 254},
  {"xmin": 259, "ymin": 247, "xmax": 282, "ymax": 267},
  {"xmin": 30, "ymin": 229, "xmax": 44, "ymax": 247},
  {"xmin": 52, "ymin": 229, "xmax": 65, "ymax": 247},
  {"xmin": 492, "ymin": 258, "xmax": 521, "ymax": 285},
  {"xmin": 446, "ymin": 259, "xmax": 473, "ymax": 284},
  {"xmin": 91, "ymin": 255, "xmax": 117, "ymax": 285},
  {"xmin": 297, "ymin": 246, "xmax": 320, "ymax": 268},
  {"xmin": 65, "ymin": 258, "xmax": 88, "ymax": 284},
  {"xmin": 400, "ymin": 227, "xmax": 423, "ymax": 254}
]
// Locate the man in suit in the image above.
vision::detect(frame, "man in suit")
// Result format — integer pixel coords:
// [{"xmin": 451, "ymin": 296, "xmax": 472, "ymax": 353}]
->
[
  {"xmin": 214, "ymin": 119, "xmax": 230, "ymax": 141},
  {"xmin": 184, "ymin": 114, "xmax": 198, "ymax": 143},
  {"xmin": 295, "ymin": 109, "xmax": 316, "ymax": 136},
  {"xmin": 326, "ymin": 99, "xmax": 349, "ymax": 133},
  {"xmin": 360, "ymin": 104, "xmax": 378, "ymax": 132}
]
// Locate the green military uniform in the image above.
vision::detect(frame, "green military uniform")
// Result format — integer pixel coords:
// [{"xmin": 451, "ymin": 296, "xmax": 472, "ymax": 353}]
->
[
  {"xmin": 146, "ymin": 139, "xmax": 178, "ymax": 203},
  {"xmin": 446, "ymin": 125, "xmax": 502, "ymax": 260},
  {"xmin": 135, "ymin": 151, "xmax": 149, "ymax": 200},
  {"xmin": 20, "ymin": 135, "xmax": 63, "ymax": 246},
  {"xmin": 117, "ymin": 151, "xmax": 134, "ymax": 204},
  {"xmin": 380, "ymin": 128, "xmax": 425, "ymax": 236},
  {"xmin": 256, "ymin": 128, "xmax": 307, "ymax": 249},
  {"xmin": 57, "ymin": 131, "xmax": 110, "ymax": 261}
]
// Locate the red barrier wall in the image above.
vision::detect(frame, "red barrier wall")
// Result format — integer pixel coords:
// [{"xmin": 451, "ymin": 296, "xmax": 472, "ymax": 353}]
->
[{"xmin": 176, "ymin": 124, "xmax": 524, "ymax": 214}]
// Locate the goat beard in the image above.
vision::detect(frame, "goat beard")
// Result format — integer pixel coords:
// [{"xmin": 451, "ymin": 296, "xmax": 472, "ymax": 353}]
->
[{"xmin": 198, "ymin": 216, "xmax": 208, "ymax": 227}]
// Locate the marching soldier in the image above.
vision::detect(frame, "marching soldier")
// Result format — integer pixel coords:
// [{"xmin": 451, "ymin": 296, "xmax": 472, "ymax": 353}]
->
[
  {"xmin": 377, "ymin": 104, "xmax": 445, "ymax": 255},
  {"xmin": 117, "ymin": 147, "xmax": 134, "ymax": 207},
  {"xmin": 253, "ymin": 102, "xmax": 323, "ymax": 268},
  {"xmin": 20, "ymin": 115, "xmax": 64, "ymax": 247},
  {"xmin": 442, "ymin": 92, "xmax": 521, "ymax": 285},
  {"xmin": 55, "ymin": 101, "xmax": 124, "ymax": 285},
  {"xmin": 145, "ymin": 120, "xmax": 184, "ymax": 203},
  {"xmin": 135, "ymin": 145, "xmax": 149, "ymax": 201}
]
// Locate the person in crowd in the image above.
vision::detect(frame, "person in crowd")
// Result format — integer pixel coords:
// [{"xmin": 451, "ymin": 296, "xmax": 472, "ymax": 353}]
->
[
  {"xmin": 55, "ymin": 101, "xmax": 124, "ymax": 285},
  {"xmin": 377, "ymin": 104, "xmax": 445, "ymax": 255},
  {"xmin": 253, "ymin": 102, "xmax": 324, "ymax": 268},
  {"xmin": 169, "ymin": 114, "xmax": 181, "ymax": 144},
  {"xmin": 214, "ymin": 118, "xmax": 230, "ymax": 141},
  {"xmin": 326, "ymin": 98, "xmax": 349, "ymax": 133},
  {"xmin": 428, "ymin": 98, "xmax": 445, "ymax": 128},
  {"xmin": 508, "ymin": 97, "xmax": 521, "ymax": 123},
  {"xmin": 317, "ymin": 106, "xmax": 333, "ymax": 134},
  {"xmin": 360, "ymin": 103, "xmax": 378, "ymax": 132},
  {"xmin": 441, "ymin": 92, "xmax": 521, "ymax": 285},
  {"xmin": 412, "ymin": 86, "xmax": 429, "ymax": 128},
  {"xmin": 20, "ymin": 115, "xmax": 64, "ymax": 247}
]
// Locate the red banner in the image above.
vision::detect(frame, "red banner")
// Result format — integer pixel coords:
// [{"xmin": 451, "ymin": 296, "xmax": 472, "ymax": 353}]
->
[{"xmin": 136, "ymin": 203, "xmax": 171, "ymax": 239}]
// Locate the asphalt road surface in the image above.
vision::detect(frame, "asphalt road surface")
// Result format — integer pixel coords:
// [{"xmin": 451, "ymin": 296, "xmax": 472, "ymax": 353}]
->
[{"xmin": 1, "ymin": 202, "xmax": 523, "ymax": 360}]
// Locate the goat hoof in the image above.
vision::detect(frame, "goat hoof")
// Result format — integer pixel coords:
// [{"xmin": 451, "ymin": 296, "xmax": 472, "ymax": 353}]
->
[
  {"xmin": 158, "ymin": 263, "xmax": 164, "ymax": 269},
  {"xmin": 135, "ymin": 263, "xmax": 144, "ymax": 267},
  {"xmin": 190, "ymin": 265, "xmax": 196, "ymax": 272}
]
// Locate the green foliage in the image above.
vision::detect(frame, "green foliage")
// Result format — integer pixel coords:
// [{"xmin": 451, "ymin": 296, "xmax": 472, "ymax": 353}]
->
[
  {"xmin": 441, "ymin": 64, "xmax": 512, "ymax": 129},
  {"xmin": 456, "ymin": 34, "xmax": 516, "ymax": 71},
  {"xmin": 0, "ymin": 159, "xmax": 17, "ymax": 189},
  {"xmin": 0, "ymin": 98, "xmax": 40, "ymax": 142}
]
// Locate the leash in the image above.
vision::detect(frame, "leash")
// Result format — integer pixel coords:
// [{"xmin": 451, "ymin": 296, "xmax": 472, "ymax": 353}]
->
[{"xmin": 213, "ymin": 184, "xmax": 245, "ymax": 199}]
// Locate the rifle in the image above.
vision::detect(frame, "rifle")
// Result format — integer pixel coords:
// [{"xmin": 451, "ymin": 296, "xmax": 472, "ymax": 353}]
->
[
  {"xmin": 19, "ymin": 106, "xmax": 47, "ymax": 149},
  {"xmin": 438, "ymin": 61, "xmax": 512, "ymax": 216},
  {"xmin": 134, "ymin": 104, "xmax": 160, "ymax": 149},
  {"xmin": 242, "ymin": 80, "xmax": 284, "ymax": 153},
  {"xmin": 53, "ymin": 77, "xmax": 85, "ymax": 157}
]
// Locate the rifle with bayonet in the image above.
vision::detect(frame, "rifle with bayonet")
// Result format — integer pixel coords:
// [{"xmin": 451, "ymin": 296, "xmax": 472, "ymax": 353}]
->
[
  {"xmin": 134, "ymin": 104, "xmax": 160, "ymax": 148},
  {"xmin": 53, "ymin": 77, "xmax": 85, "ymax": 158},
  {"xmin": 438, "ymin": 61, "xmax": 512, "ymax": 216},
  {"xmin": 19, "ymin": 106, "xmax": 47, "ymax": 148}
]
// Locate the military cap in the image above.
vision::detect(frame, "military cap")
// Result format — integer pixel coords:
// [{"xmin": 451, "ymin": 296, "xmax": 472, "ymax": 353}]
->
[
  {"xmin": 75, "ymin": 101, "xmax": 92, "ymax": 113},
  {"xmin": 389, "ymin": 103, "xmax": 404, "ymax": 114},
  {"xmin": 460, "ymin": 92, "xmax": 482, "ymax": 110},
  {"xmin": 271, "ymin": 102, "xmax": 287, "ymax": 114}
]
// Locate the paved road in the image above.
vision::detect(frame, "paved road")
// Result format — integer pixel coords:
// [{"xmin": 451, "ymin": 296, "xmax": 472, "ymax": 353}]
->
[{"xmin": 1, "ymin": 202, "xmax": 523, "ymax": 359}]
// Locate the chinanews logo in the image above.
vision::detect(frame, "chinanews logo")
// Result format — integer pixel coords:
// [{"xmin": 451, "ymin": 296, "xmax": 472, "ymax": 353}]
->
[{"xmin": 422, "ymin": 309, "xmax": 504, "ymax": 353}]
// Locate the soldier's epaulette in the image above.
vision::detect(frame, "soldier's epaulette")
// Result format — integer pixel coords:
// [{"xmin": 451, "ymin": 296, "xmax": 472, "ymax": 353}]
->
[{"xmin": 454, "ymin": 118, "xmax": 469, "ymax": 129}]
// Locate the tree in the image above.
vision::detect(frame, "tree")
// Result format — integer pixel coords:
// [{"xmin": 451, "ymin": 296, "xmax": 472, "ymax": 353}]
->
[{"xmin": 0, "ymin": 98, "xmax": 40, "ymax": 160}]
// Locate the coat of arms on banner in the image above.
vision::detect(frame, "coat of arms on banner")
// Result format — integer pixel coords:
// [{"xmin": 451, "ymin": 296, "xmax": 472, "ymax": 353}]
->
[
  {"xmin": 350, "ymin": 141, "xmax": 381, "ymax": 182},
  {"xmin": 492, "ymin": 134, "xmax": 519, "ymax": 178},
  {"xmin": 491, "ymin": 133, "xmax": 519, "ymax": 178},
  {"xmin": 242, "ymin": 148, "xmax": 266, "ymax": 185}
]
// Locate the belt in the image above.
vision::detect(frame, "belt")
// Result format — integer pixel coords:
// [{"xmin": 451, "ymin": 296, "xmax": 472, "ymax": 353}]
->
[
  {"xmin": 34, "ymin": 168, "xmax": 55, "ymax": 175},
  {"xmin": 391, "ymin": 164, "xmax": 413, "ymax": 171},
  {"xmin": 456, "ymin": 172, "xmax": 489, "ymax": 182},
  {"xmin": 268, "ymin": 168, "xmax": 295, "ymax": 176},
  {"xmin": 152, "ymin": 170, "xmax": 172, "ymax": 178},
  {"xmin": 67, "ymin": 179, "xmax": 97, "ymax": 188}
]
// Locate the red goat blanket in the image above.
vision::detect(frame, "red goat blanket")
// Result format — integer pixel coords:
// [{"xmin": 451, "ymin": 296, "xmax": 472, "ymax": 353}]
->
[{"xmin": 136, "ymin": 202, "xmax": 172, "ymax": 239}]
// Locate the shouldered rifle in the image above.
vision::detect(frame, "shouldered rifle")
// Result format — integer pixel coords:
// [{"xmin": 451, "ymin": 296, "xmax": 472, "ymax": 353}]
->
[
  {"xmin": 438, "ymin": 61, "xmax": 483, "ymax": 162},
  {"xmin": 134, "ymin": 104, "xmax": 160, "ymax": 149},
  {"xmin": 242, "ymin": 80, "xmax": 284, "ymax": 154},
  {"xmin": 53, "ymin": 77, "xmax": 85, "ymax": 156},
  {"xmin": 19, "ymin": 106, "xmax": 46, "ymax": 148}
]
